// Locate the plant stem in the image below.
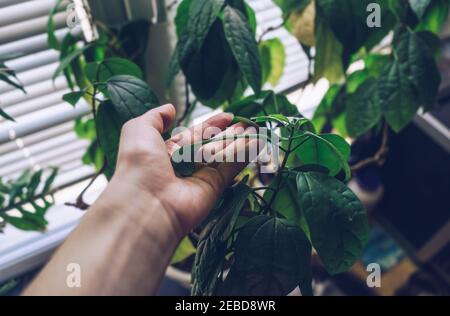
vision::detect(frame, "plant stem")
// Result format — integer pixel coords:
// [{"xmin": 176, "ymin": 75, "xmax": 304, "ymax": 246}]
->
[
  {"xmin": 65, "ymin": 162, "xmax": 107, "ymax": 210},
  {"xmin": 266, "ymin": 126, "xmax": 295, "ymax": 214},
  {"xmin": 258, "ymin": 13, "xmax": 291, "ymax": 43},
  {"xmin": 351, "ymin": 122, "xmax": 390, "ymax": 173}
]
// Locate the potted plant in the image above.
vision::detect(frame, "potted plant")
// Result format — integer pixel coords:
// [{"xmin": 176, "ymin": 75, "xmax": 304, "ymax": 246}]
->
[{"xmin": 45, "ymin": 0, "xmax": 444, "ymax": 296}]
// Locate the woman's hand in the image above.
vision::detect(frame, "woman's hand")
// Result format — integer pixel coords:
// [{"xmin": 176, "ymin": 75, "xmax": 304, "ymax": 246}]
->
[{"xmin": 111, "ymin": 103, "xmax": 254, "ymax": 239}]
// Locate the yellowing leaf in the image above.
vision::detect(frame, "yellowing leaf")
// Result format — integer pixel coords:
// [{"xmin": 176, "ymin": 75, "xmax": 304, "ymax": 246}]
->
[{"xmin": 290, "ymin": 0, "xmax": 316, "ymax": 47}]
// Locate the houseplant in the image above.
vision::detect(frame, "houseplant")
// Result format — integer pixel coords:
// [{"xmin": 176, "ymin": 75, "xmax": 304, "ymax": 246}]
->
[
  {"xmin": 0, "ymin": 58, "xmax": 59, "ymax": 232},
  {"xmin": 46, "ymin": 0, "xmax": 445, "ymax": 296}
]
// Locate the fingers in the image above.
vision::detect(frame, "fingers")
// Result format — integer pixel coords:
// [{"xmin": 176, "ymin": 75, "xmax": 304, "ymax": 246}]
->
[
  {"xmin": 190, "ymin": 131, "xmax": 263, "ymax": 200},
  {"xmin": 140, "ymin": 103, "xmax": 177, "ymax": 134},
  {"xmin": 166, "ymin": 112, "xmax": 234, "ymax": 154},
  {"xmin": 200, "ymin": 122, "xmax": 247, "ymax": 162}
]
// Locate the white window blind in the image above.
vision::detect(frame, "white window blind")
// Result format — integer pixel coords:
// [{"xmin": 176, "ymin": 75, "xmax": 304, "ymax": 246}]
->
[
  {"xmin": 247, "ymin": 0, "xmax": 309, "ymax": 92},
  {"xmin": 0, "ymin": 0, "xmax": 94, "ymax": 189}
]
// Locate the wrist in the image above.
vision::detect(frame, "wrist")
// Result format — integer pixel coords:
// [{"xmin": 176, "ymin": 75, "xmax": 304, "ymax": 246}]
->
[{"xmin": 92, "ymin": 177, "xmax": 182, "ymax": 252}]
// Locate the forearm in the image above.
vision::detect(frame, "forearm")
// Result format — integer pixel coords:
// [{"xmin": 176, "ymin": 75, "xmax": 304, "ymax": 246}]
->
[{"xmin": 23, "ymin": 180, "xmax": 180, "ymax": 296}]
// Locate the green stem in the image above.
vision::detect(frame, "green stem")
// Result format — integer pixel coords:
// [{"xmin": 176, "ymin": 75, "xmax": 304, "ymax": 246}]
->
[{"xmin": 266, "ymin": 126, "xmax": 295, "ymax": 215}]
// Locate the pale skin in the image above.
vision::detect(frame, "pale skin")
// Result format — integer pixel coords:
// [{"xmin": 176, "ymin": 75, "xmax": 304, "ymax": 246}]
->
[{"xmin": 24, "ymin": 104, "xmax": 254, "ymax": 296}]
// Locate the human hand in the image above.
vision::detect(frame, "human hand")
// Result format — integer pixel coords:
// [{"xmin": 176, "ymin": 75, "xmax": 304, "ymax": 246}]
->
[{"xmin": 110, "ymin": 104, "xmax": 256, "ymax": 240}]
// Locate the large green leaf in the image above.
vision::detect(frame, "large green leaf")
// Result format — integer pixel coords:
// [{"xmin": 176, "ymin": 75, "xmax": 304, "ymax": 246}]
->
[
  {"xmin": 223, "ymin": 6, "xmax": 262, "ymax": 94},
  {"xmin": 85, "ymin": 58, "xmax": 143, "ymax": 84},
  {"xmin": 346, "ymin": 79, "xmax": 382, "ymax": 137},
  {"xmin": 295, "ymin": 133, "xmax": 351, "ymax": 178},
  {"xmin": 222, "ymin": 215, "xmax": 312, "ymax": 296},
  {"xmin": 173, "ymin": 0, "xmax": 225, "ymax": 76},
  {"xmin": 182, "ymin": 20, "xmax": 241, "ymax": 107},
  {"xmin": 192, "ymin": 181, "xmax": 251, "ymax": 296},
  {"xmin": 378, "ymin": 60, "xmax": 419, "ymax": 132},
  {"xmin": 297, "ymin": 172, "xmax": 368, "ymax": 275},
  {"xmin": 259, "ymin": 38, "xmax": 286, "ymax": 86},
  {"xmin": 106, "ymin": 75, "xmax": 159, "ymax": 120},
  {"xmin": 316, "ymin": 0, "xmax": 393, "ymax": 64},
  {"xmin": 395, "ymin": 31, "xmax": 441, "ymax": 110}
]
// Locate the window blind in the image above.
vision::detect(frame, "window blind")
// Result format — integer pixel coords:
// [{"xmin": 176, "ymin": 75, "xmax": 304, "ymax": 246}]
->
[{"xmin": 0, "ymin": 0, "xmax": 94, "ymax": 189}]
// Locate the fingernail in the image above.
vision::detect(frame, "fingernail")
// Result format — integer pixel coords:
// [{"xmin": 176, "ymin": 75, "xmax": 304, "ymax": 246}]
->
[{"xmin": 224, "ymin": 112, "xmax": 234, "ymax": 121}]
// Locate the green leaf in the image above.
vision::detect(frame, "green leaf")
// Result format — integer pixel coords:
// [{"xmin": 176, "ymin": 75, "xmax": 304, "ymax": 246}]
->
[
  {"xmin": 181, "ymin": 20, "xmax": 242, "ymax": 107},
  {"xmin": 173, "ymin": 0, "xmax": 225, "ymax": 76},
  {"xmin": 395, "ymin": 31, "xmax": 441, "ymax": 110},
  {"xmin": 97, "ymin": 75, "xmax": 159, "ymax": 179},
  {"xmin": 27, "ymin": 170, "xmax": 43, "ymax": 198},
  {"xmin": 0, "ymin": 68, "xmax": 25, "ymax": 93},
  {"xmin": 263, "ymin": 175, "xmax": 311, "ymax": 238},
  {"xmin": 346, "ymin": 79, "xmax": 382, "ymax": 137},
  {"xmin": 409, "ymin": 0, "xmax": 432, "ymax": 19},
  {"xmin": 415, "ymin": 0, "xmax": 449, "ymax": 33},
  {"xmin": 47, "ymin": 0, "xmax": 63, "ymax": 50},
  {"xmin": 297, "ymin": 172, "xmax": 368, "ymax": 275},
  {"xmin": 1, "ymin": 214, "xmax": 46, "ymax": 232},
  {"xmin": 313, "ymin": 16, "xmax": 344, "ymax": 83},
  {"xmin": 188, "ymin": 0, "xmax": 225, "ymax": 50},
  {"xmin": 63, "ymin": 90, "xmax": 86, "ymax": 107},
  {"xmin": 259, "ymin": 38, "xmax": 286, "ymax": 86},
  {"xmin": 379, "ymin": 61, "xmax": 420, "ymax": 132},
  {"xmin": 42, "ymin": 168, "xmax": 58, "ymax": 195},
  {"xmin": 171, "ymin": 237, "xmax": 196, "ymax": 264},
  {"xmin": 192, "ymin": 180, "xmax": 251, "ymax": 296},
  {"xmin": 85, "ymin": 58, "xmax": 143, "ymax": 84},
  {"xmin": 0, "ymin": 107, "xmax": 15, "ymax": 122},
  {"xmin": 52, "ymin": 44, "xmax": 93, "ymax": 81},
  {"xmin": 316, "ymin": 0, "xmax": 393, "ymax": 65},
  {"xmin": 95, "ymin": 102, "xmax": 122, "ymax": 180},
  {"xmin": 175, "ymin": 0, "xmax": 192, "ymax": 38},
  {"xmin": 106, "ymin": 75, "xmax": 159, "ymax": 120},
  {"xmin": 312, "ymin": 84, "xmax": 345, "ymax": 133},
  {"xmin": 222, "ymin": 215, "xmax": 312, "ymax": 296},
  {"xmin": 225, "ymin": 91, "xmax": 299, "ymax": 118},
  {"xmin": 295, "ymin": 133, "xmax": 351, "ymax": 178},
  {"xmin": 223, "ymin": 6, "xmax": 262, "ymax": 94}
]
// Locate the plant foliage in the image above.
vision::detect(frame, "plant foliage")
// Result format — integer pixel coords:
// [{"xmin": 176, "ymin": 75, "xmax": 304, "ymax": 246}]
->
[{"xmin": 49, "ymin": 0, "xmax": 447, "ymax": 296}]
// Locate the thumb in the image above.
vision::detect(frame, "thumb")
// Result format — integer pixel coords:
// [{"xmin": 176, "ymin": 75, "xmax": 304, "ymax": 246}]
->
[{"xmin": 140, "ymin": 104, "xmax": 177, "ymax": 134}]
